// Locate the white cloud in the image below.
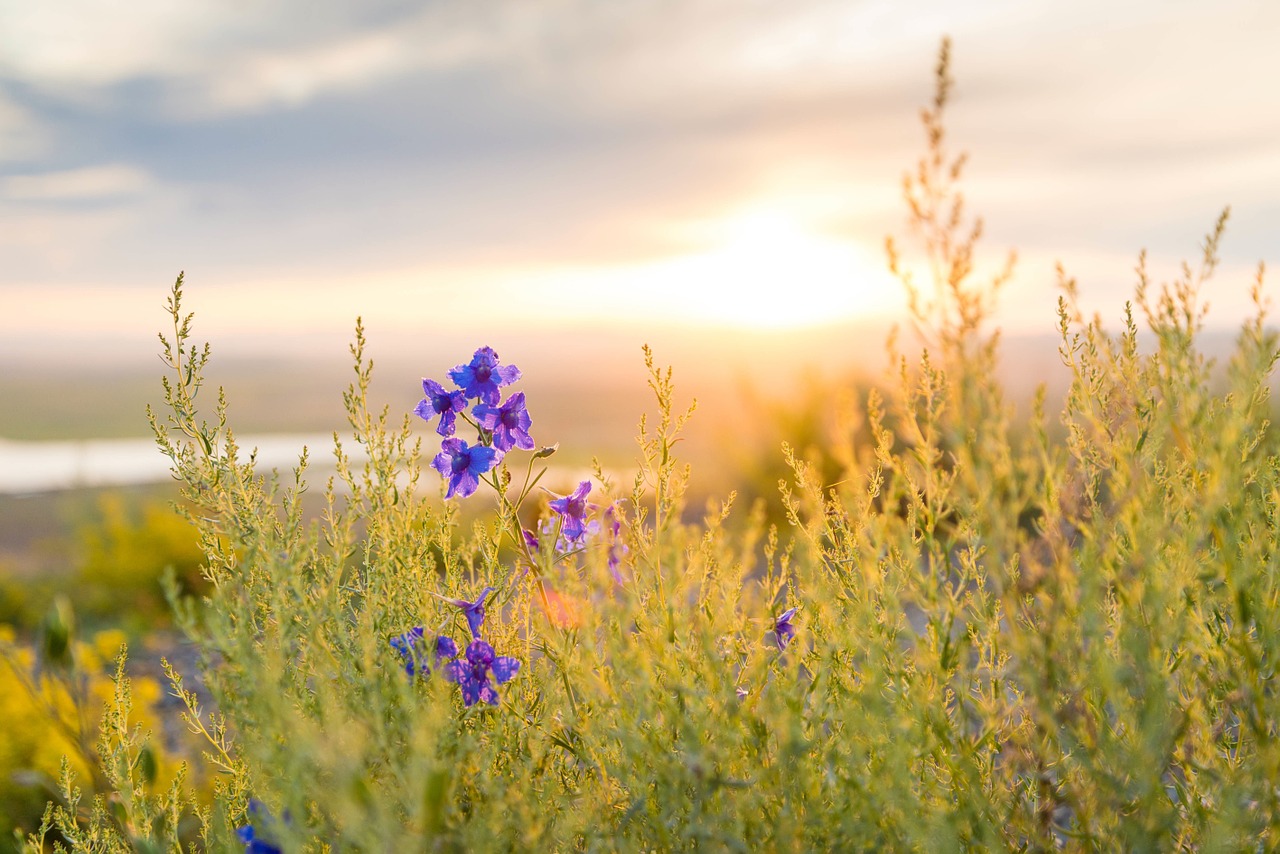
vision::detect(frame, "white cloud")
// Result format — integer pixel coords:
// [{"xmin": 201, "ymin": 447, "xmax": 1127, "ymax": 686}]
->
[
  {"xmin": 3, "ymin": 164, "xmax": 154, "ymax": 201},
  {"xmin": 0, "ymin": 1, "xmax": 227, "ymax": 86},
  {"xmin": 0, "ymin": 1, "xmax": 522, "ymax": 115},
  {"xmin": 1, "ymin": 0, "xmax": 1277, "ymax": 129},
  {"xmin": 187, "ymin": 7, "xmax": 515, "ymax": 115}
]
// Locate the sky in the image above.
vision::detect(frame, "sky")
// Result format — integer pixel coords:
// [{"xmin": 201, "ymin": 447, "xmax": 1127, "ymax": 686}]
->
[{"xmin": 1, "ymin": 0, "xmax": 1278, "ymax": 370}]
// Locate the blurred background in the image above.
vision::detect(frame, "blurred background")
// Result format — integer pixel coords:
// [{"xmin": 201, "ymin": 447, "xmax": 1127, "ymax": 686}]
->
[{"xmin": 0, "ymin": 0, "xmax": 1277, "ymax": 839}]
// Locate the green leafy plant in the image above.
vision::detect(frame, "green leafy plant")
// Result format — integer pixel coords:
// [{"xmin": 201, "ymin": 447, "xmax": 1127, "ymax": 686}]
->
[{"xmin": 21, "ymin": 38, "xmax": 1280, "ymax": 851}]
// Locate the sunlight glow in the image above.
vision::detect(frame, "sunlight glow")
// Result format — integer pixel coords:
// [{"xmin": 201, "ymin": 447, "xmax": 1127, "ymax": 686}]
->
[
  {"xmin": 650, "ymin": 209, "xmax": 901, "ymax": 330},
  {"xmin": 614, "ymin": 208, "xmax": 900, "ymax": 329},
  {"xmin": 2, "ymin": 207, "xmax": 905, "ymax": 363}
]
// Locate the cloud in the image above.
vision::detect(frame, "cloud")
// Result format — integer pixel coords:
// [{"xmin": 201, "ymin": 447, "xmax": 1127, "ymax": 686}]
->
[
  {"xmin": 0, "ymin": 1, "xmax": 226, "ymax": 87},
  {"xmin": 0, "ymin": 0, "xmax": 1276, "ymax": 344},
  {"xmin": 0, "ymin": 2, "xmax": 526, "ymax": 116},
  {"xmin": 3, "ymin": 164, "xmax": 153, "ymax": 201},
  {"xmin": 0, "ymin": 1, "xmax": 980, "ymax": 120},
  {"xmin": 0, "ymin": 94, "xmax": 48, "ymax": 161}
]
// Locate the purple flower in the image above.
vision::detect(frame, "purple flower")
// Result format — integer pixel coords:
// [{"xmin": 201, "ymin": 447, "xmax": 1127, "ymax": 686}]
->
[
  {"xmin": 605, "ymin": 503, "xmax": 628, "ymax": 584},
  {"xmin": 444, "ymin": 639, "xmax": 521, "ymax": 707},
  {"xmin": 236, "ymin": 800, "xmax": 285, "ymax": 854},
  {"xmin": 772, "ymin": 607, "xmax": 798, "ymax": 650},
  {"xmin": 473, "ymin": 391, "xmax": 535, "ymax": 453},
  {"xmin": 549, "ymin": 480, "xmax": 594, "ymax": 545},
  {"xmin": 442, "ymin": 587, "xmax": 494, "ymax": 639},
  {"xmin": 389, "ymin": 627, "xmax": 459, "ymax": 677},
  {"xmin": 415, "ymin": 379, "xmax": 468, "ymax": 437},
  {"xmin": 530, "ymin": 516, "xmax": 596, "ymax": 555},
  {"xmin": 448, "ymin": 346, "xmax": 521, "ymax": 405},
  {"xmin": 432, "ymin": 437, "xmax": 499, "ymax": 499}
]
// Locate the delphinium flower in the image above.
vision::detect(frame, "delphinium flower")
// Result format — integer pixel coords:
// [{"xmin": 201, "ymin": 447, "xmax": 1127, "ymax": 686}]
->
[
  {"xmin": 473, "ymin": 391, "xmax": 535, "ymax": 452},
  {"xmin": 433, "ymin": 586, "xmax": 495, "ymax": 639},
  {"xmin": 549, "ymin": 480, "xmax": 595, "ymax": 545},
  {"xmin": 237, "ymin": 800, "xmax": 285, "ymax": 854},
  {"xmin": 522, "ymin": 528, "xmax": 540, "ymax": 551},
  {"xmin": 449, "ymin": 346, "xmax": 521, "ymax": 405},
  {"xmin": 444, "ymin": 639, "xmax": 522, "ymax": 707},
  {"xmin": 529, "ymin": 515, "xmax": 598, "ymax": 555},
  {"xmin": 605, "ymin": 502, "xmax": 628, "ymax": 585},
  {"xmin": 415, "ymin": 379, "xmax": 468, "ymax": 437},
  {"xmin": 772, "ymin": 607, "xmax": 798, "ymax": 650},
  {"xmin": 432, "ymin": 437, "xmax": 499, "ymax": 499},
  {"xmin": 389, "ymin": 627, "xmax": 459, "ymax": 677}
]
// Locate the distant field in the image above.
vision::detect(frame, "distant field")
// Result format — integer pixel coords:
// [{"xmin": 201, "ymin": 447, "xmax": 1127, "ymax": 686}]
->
[
  {"xmin": 0, "ymin": 323, "xmax": 892, "ymax": 576},
  {"xmin": 0, "ymin": 321, "xmax": 899, "ymax": 450}
]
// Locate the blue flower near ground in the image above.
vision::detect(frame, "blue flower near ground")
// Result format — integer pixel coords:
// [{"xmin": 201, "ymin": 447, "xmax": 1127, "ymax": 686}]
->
[
  {"xmin": 415, "ymin": 379, "xmax": 468, "ymax": 437},
  {"xmin": 772, "ymin": 607, "xmax": 798, "ymax": 650},
  {"xmin": 549, "ymin": 480, "xmax": 594, "ymax": 545},
  {"xmin": 449, "ymin": 346, "xmax": 521, "ymax": 405},
  {"xmin": 473, "ymin": 391, "xmax": 535, "ymax": 452},
  {"xmin": 432, "ymin": 437, "xmax": 499, "ymax": 499},
  {"xmin": 236, "ymin": 799, "xmax": 285, "ymax": 854},
  {"xmin": 444, "ymin": 639, "xmax": 522, "ymax": 707},
  {"xmin": 389, "ymin": 627, "xmax": 459, "ymax": 677},
  {"xmin": 443, "ymin": 586, "xmax": 495, "ymax": 639}
]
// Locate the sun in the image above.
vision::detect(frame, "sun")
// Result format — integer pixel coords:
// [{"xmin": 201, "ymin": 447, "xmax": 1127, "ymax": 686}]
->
[
  {"xmin": 378, "ymin": 204, "xmax": 904, "ymax": 335},
  {"xmin": 623, "ymin": 207, "xmax": 900, "ymax": 330}
]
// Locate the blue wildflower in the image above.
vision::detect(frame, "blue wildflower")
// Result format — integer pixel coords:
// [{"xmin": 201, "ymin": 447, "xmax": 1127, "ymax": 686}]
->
[
  {"xmin": 772, "ymin": 607, "xmax": 798, "ymax": 650},
  {"xmin": 236, "ymin": 800, "xmax": 284, "ymax": 854},
  {"xmin": 432, "ymin": 437, "xmax": 499, "ymax": 499},
  {"xmin": 605, "ymin": 502, "xmax": 627, "ymax": 585},
  {"xmin": 415, "ymin": 379, "xmax": 468, "ymax": 437},
  {"xmin": 389, "ymin": 627, "xmax": 459, "ymax": 677},
  {"xmin": 522, "ymin": 528, "xmax": 540, "ymax": 551},
  {"xmin": 439, "ymin": 586, "xmax": 495, "ymax": 639},
  {"xmin": 444, "ymin": 639, "xmax": 521, "ymax": 707},
  {"xmin": 529, "ymin": 516, "xmax": 595, "ymax": 555},
  {"xmin": 473, "ymin": 391, "xmax": 535, "ymax": 453},
  {"xmin": 449, "ymin": 346, "xmax": 521, "ymax": 405},
  {"xmin": 548, "ymin": 480, "xmax": 594, "ymax": 545}
]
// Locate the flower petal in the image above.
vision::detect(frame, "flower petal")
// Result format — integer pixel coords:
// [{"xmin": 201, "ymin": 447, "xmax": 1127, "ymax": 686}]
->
[
  {"xmin": 466, "ymin": 639, "xmax": 496, "ymax": 666},
  {"xmin": 494, "ymin": 363, "xmax": 522, "ymax": 385},
  {"xmin": 459, "ymin": 679, "xmax": 482, "ymax": 707},
  {"xmin": 467, "ymin": 444, "xmax": 498, "ymax": 475},
  {"xmin": 435, "ymin": 635, "xmax": 459, "ymax": 660},
  {"xmin": 491, "ymin": 656, "xmax": 521, "ymax": 684},
  {"xmin": 449, "ymin": 470, "xmax": 480, "ymax": 499}
]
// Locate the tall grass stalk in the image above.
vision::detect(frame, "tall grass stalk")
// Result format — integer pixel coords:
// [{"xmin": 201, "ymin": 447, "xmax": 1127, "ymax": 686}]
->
[{"xmin": 22, "ymin": 39, "xmax": 1280, "ymax": 852}]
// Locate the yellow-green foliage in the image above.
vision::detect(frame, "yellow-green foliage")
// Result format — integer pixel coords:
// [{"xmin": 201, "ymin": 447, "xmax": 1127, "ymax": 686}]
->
[
  {"xmin": 27, "ymin": 39, "xmax": 1280, "ymax": 852},
  {"xmin": 75, "ymin": 493, "xmax": 208, "ymax": 622},
  {"xmin": 0, "ymin": 626, "xmax": 180, "ymax": 851}
]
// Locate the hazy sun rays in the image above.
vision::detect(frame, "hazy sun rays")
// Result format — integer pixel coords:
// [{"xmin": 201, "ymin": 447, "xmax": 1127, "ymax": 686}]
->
[
  {"xmin": 632, "ymin": 207, "xmax": 900, "ymax": 329},
  {"xmin": 0, "ymin": 202, "xmax": 899, "ymax": 366},
  {"xmin": 487, "ymin": 203, "xmax": 903, "ymax": 331}
]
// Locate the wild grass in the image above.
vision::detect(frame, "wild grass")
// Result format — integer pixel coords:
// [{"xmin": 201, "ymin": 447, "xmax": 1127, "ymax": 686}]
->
[{"xmin": 11, "ymin": 39, "xmax": 1280, "ymax": 851}]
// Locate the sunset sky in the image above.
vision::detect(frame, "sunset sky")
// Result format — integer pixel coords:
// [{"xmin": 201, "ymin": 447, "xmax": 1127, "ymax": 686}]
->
[{"xmin": 2, "ymin": 0, "xmax": 1277, "ymax": 368}]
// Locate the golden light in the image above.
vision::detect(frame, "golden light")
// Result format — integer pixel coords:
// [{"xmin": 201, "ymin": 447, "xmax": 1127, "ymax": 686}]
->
[{"xmin": 608, "ymin": 207, "xmax": 901, "ymax": 330}]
